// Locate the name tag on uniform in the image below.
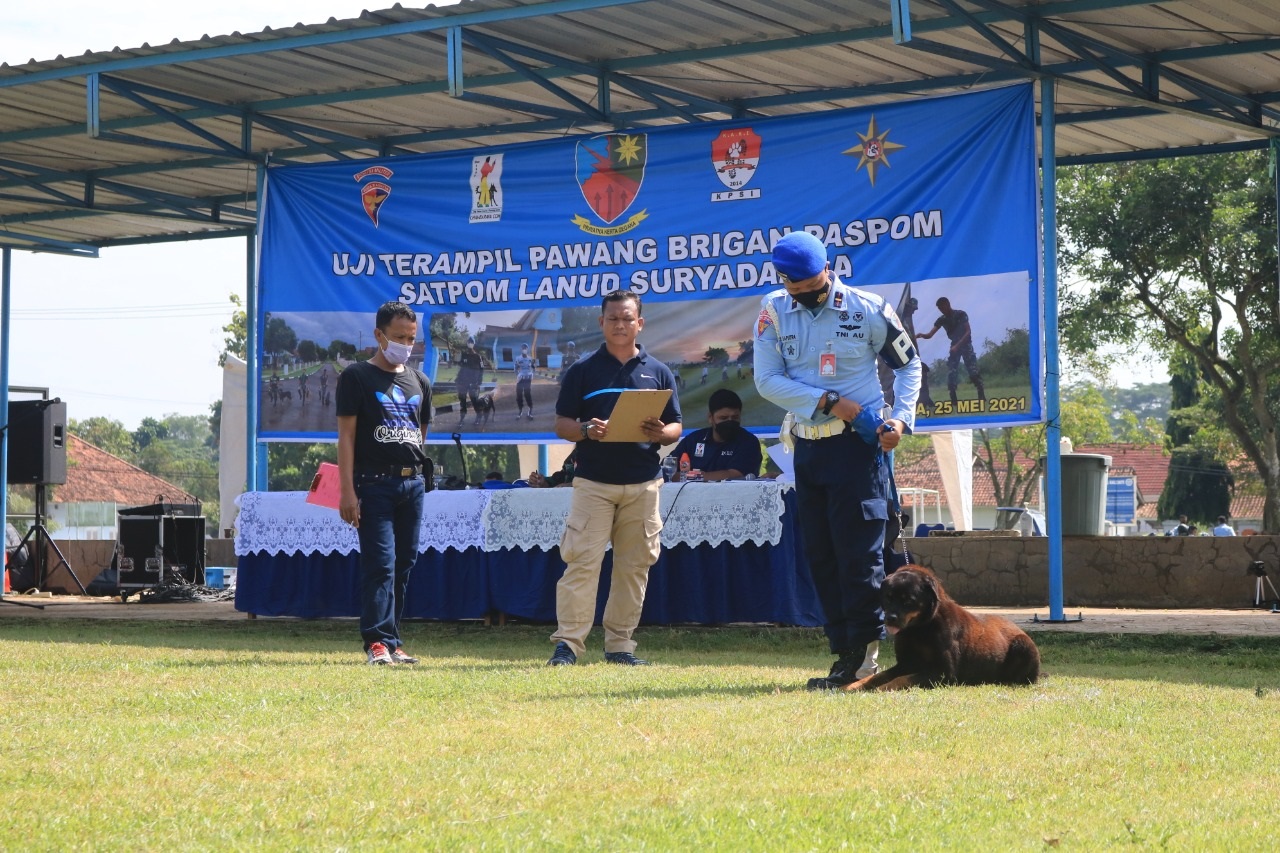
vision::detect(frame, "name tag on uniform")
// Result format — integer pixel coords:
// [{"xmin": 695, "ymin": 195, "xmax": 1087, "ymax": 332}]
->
[
  {"xmin": 819, "ymin": 352, "xmax": 837, "ymax": 376},
  {"xmin": 695, "ymin": 442, "xmax": 706, "ymax": 457}
]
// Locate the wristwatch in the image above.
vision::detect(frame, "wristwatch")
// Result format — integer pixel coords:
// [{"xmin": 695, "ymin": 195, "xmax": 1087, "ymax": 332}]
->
[
  {"xmin": 580, "ymin": 422, "xmax": 592, "ymax": 440},
  {"xmin": 821, "ymin": 390, "xmax": 841, "ymax": 416}
]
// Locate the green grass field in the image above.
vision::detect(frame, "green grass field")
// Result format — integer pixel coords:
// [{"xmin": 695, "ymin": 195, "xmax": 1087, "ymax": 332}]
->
[{"xmin": 2, "ymin": 621, "xmax": 1277, "ymax": 850}]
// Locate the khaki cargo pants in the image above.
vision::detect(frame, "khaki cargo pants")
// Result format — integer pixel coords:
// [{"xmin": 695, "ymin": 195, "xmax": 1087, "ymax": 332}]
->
[{"xmin": 550, "ymin": 476, "xmax": 663, "ymax": 657}]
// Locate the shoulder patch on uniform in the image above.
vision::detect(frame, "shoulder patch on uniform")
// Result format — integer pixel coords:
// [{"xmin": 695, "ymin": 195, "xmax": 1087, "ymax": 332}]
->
[{"xmin": 756, "ymin": 307, "xmax": 774, "ymax": 337}]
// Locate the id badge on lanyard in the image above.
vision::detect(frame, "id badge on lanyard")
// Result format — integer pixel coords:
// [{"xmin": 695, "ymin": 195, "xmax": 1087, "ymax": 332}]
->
[{"xmin": 819, "ymin": 340, "xmax": 836, "ymax": 377}]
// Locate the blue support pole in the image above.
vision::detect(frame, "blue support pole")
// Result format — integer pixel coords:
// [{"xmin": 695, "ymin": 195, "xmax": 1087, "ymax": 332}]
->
[
  {"xmin": 538, "ymin": 443, "xmax": 549, "ymax": 475},
  {"xmin": 246, "ymin": 160, "xmax": 264, "ymax": 491},
  {"xmin": 1, "ymin": 249, "xmax": 11, "ymax": 573},
  {"xmin": 1041, "ymin": 79, "xmax": 1067, "ymax": 622},
  {"xmin": 890, "ymin": 0, "xmax": 913, "ymax": 45}
]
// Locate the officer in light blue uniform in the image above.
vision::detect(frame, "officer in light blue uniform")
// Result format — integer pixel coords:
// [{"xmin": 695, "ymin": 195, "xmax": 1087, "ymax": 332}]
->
[{"xmin": 753, "ymin": 231, "xmax": 921, "ymax": 691}]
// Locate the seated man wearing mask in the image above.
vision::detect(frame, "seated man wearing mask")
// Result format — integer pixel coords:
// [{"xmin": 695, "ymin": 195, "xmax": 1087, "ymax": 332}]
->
[{"xmin": 666, "ymin": 388, "xmax": 763, "ymax": 481}]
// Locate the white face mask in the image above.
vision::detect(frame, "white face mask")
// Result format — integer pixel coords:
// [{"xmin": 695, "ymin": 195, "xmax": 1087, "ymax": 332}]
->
[{"xmin": 381, "ymin": 338, "xmax": 413, "ymax": 365}]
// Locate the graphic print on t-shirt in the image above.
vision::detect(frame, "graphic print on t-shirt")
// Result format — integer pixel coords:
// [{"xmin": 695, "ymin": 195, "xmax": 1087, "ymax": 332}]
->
[{"xmin": 374, "ymin": 385, "xmax": 423, "ymax": 445}]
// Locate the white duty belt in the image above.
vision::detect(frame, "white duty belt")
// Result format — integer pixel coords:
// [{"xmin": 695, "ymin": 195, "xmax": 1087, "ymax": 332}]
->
[{"xmin": 791, "ymin": 419, "xmax": 847, "ymax": 440}]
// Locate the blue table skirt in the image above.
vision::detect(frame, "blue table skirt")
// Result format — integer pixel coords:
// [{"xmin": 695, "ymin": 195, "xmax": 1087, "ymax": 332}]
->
[{"xmin": 236, "ymin": 493, "xmax": 822, "ymax": 626}]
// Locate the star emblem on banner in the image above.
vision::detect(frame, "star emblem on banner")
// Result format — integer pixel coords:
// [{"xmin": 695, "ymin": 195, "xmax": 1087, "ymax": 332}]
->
[
  {"xmin": 842, "ymin": 115, "xmax": 906, "ymax": 186},
  {"xmin": 614, "ymin": 135, "xmax": 644, "ymax": 166}
]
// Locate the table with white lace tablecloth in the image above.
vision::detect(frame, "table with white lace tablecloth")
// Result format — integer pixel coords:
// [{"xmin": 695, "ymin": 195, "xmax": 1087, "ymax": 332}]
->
[
  {"xmin": 231, "ymin": 481, "xmax": 819, "ymax": 625},
  {"xmin": 482, "ymin": 480, "xmax": 788, "ymax": 551},
  {"xmin": 235, "ymin": 481, "xmax": 788, "ymax": 556},
  {"xmin": 234, "ymin": 489, "xmax": 489, "ymax": 556}
]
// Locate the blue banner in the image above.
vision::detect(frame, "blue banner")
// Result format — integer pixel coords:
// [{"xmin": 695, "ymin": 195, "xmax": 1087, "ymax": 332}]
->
[
  {"xmin": 1107, "ymin": 476, "xmax": 1137, "ymax": 524},
  {"xmin": 258, "ymin": 84, "xmax": 1041, "ymax": 441}
]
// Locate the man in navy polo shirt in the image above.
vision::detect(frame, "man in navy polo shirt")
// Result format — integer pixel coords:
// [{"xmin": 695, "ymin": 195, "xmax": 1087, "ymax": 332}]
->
[
  {"xmin": 546, "ymin": 290, "xmax": 683, "ymax": 667},
  {"xmin": 667, "ymin": 388, "xmax": 763, "ymax": 481}
]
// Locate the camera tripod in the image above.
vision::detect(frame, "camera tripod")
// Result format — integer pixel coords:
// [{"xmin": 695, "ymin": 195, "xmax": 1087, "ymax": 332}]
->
[{"xmin": 1253, "ymin": 569, "xmax": 1280, "ymax": 608}]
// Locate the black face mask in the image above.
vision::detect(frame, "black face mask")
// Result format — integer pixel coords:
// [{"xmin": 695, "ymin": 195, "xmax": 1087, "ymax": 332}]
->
[
  {"xmin": 714, "ymin": 420, "xmax": 743, "ymax": 441},
  {"xmin": 792, "ymin": 283, "xmax": 829, "ymax": 309}
]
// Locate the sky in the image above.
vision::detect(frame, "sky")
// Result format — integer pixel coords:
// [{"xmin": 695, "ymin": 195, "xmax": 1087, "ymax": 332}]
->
[
  {"xmin": 1, "ymin": 2, "xmax": 421, "ymax": 431},
  {"xmin": 1, "ymin": 2, "xmax": 1168, "ymax": 432}
]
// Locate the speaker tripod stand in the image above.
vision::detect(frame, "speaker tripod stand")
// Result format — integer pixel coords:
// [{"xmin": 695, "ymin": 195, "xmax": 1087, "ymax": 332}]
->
[{"xmin": 1, "ymin": 484, "xmax": 88, "ymax": 608}]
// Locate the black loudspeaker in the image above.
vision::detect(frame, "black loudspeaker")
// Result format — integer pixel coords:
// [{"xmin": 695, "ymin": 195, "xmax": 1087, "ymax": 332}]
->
[{"xmin": 5, "ymin": 400, "xmax": 67, "ymax": 485}]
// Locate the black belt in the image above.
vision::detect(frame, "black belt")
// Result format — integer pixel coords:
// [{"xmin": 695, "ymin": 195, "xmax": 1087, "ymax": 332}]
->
[{"xmin": 356, "ymin": 464, "xmax": 423, "ymax": 477}]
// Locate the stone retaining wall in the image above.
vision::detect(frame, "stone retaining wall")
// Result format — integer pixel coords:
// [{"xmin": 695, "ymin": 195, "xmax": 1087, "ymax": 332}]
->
[
  {"xmin": 30, "ymin": 536, "xmax": 1280, "ymax": 609},
  {"xmin": 907, "ymin": 534, "xmax": 1280, "ymax": 608}
]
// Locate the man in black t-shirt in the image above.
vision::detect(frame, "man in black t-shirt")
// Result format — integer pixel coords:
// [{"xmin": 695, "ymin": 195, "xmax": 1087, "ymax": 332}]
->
[
  {"xmin": 337, "ymin": 301, "xmax": 432, "ymax": 666},
  {"xmin": 546, "ymin": 291, "xmax": 682, "ymax": 667},
  {"xmin": 666, "ymin": 388, "xmax": 763, "ymax": 481}
]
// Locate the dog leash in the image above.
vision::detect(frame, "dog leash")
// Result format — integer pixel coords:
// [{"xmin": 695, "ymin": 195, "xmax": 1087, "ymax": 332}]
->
[{"xmin": 881, "ymin": 428, "xmax": 912, "ymax": 567}]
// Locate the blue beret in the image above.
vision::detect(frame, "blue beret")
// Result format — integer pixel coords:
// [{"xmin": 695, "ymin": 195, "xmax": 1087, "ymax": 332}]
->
[{"xmin": 772, "ymin": 231, "xmax": 828, "ymax": 280}]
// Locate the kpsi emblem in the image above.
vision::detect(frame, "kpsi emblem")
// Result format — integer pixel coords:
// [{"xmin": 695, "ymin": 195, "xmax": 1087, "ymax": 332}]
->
[
  {"xmin": 710, "ymin": 128, "xmax": 762, "ymax": 203},
  {"xmin": 355, "ymin": 166, "xmax": 393, "ymax": 227}
]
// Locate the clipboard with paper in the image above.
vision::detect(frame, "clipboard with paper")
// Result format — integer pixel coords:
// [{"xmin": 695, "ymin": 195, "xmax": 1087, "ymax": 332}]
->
[{"xmin": 600, "ymin": 389, "xmax": 673, "ymax": 442}]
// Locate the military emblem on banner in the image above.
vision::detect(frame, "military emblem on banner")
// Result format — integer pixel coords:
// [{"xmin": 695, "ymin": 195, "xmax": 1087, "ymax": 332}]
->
[
  {"xmin": 842, "ymin": 115, "xmax": 906, "ymax": 187},
  {"xmin": 710, "ymin": 128, "xmax": 761, "ymax": 202},
  {"xmin": 572, "ymin": 133, "xmax": 648, "ymax": 236},
  {"xmin": 354, "ymin": 165, "xmax": 393, "ymax": 227},
  {"xmin": 469, "ymin": 153, "xmax": 504, "ymax": 223}
]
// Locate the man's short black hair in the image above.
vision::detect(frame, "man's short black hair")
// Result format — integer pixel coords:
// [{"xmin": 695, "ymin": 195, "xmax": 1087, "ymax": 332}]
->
[
  {"xmin": 1218, "ymin": 515, "xmax": 1228, "ymax": 524},
  {"xmin": 708, "ymin": 388, "xmax": 743, "ymax": 413},
  {"xmin": 376, "ymin": 301, "xmax": 417, "ymax": 331},
  {"xmin": 601, "ymin": 289, "xmax": 642, "ymax": 315}
]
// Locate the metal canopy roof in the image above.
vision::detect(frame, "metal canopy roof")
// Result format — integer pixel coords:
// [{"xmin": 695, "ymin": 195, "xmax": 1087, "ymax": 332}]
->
[{"xmin": 1, "ymin": 0, "xmax": 1277, "ymax": 253}]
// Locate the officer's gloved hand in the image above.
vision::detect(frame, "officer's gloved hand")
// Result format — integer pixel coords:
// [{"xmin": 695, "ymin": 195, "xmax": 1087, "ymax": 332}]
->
[{"xmin": 851, "ymin": 408, "xmax": 886, "ymax": 447}]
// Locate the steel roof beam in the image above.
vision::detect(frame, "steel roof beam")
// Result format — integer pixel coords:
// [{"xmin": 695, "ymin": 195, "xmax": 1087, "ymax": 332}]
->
[
  {"xmin": 0, "ymin": 228, "xmax": 98, "ymax": 256},
  {"xmin": 931, "ymin": 0, "xmax": 1034, "ymax": 70},
  {"xmin": 461, "ymin": 30, "xmax": 607, "ymax": 122},
  {"xmin": 8, "ymin": 71, "xmax": 1280, "ymax": 208},
  {"xmin": 5, "ymin": 20, "xmax": 1278, "ymax": 154},
  {"xmin": 456, "ymin": 90, "xmax": 597, "ymax": 122},
  {"xmin": 966, "ymin": 0, "xmax": 1279, "ymax": 127},
  {"xmin": 0, "ymin": 0, "xmax": 651, "ymax": 89},
  {"xmin": 93, "ymin": 75, "xmax": 248, "ymax": 159}
]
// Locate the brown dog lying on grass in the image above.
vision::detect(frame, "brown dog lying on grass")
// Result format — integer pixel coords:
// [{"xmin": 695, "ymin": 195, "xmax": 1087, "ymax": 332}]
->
[{"xmin": 844, "ymin": 564, "xmax": 1040, "ymax": 691}]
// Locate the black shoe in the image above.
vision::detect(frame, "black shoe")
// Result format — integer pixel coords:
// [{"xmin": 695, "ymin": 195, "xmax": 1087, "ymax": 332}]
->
[
  {"xmin": 805, "ymin": 648, "xmax": 865, "ymax": 691},
  {"xmin": 547, "ymin": 642, "xmax": 577, "ymax": 666},
  {"xmin": 604, "ymin": 651, "xmax": 650, "ymax": 666}
]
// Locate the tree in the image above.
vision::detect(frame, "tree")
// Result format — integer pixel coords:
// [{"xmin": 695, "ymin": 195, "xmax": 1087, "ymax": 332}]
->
[
  {"xmin": 133, "ymin": 417, "xmax": 169, "ymax": 450},
  {"xmin": 220, "ymin": 293, "xmax": 247, "ymax": 366},
  {"xmin": 975, "ymin": 383, "xmax": 1114, "ymax": 528},
  {"xmin": 1058, "ymin": 151, "xmax": 1279, "ymax": 530},
  {"xmin": 69, "ymin": 416, "xmax": 136, "ymax": 458},
  {"xmin": 297, "ymin": 339, "xmax": 319, "ymax": 363},
  {"xmin": 130, "ymin": 414, "xmax": 221, "ymax": 528},
  {"xmin": 263, "ymin": 315, "xmax": 298, "ymax": 358},
  {"xmin": 268, "ymin": 443, "xmax": 337, "ymax": 491},
  {"xmin": 1156, "ymin": 355, "xmax": 1233, "ymax": 524},
  {"xmin": 702, "ymin": 346, "xmax": 729, "ymax": 365}
]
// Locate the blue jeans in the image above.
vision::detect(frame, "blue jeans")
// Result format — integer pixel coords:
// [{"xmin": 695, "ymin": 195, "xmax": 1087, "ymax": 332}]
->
[
  {"xmin": 793, "ymin": 430, "xmax": 889, "ymax": 654},
  {"xmin": 354, "ymin": 472, "xmax": 426, "ymax": 650}
]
